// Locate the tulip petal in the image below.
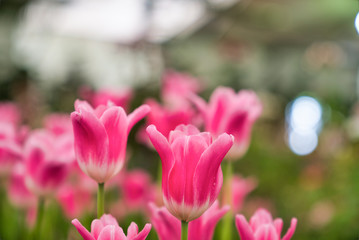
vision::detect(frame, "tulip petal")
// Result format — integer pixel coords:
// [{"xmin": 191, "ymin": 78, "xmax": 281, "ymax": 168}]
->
[
  {"xmin": 282, "ymin": 218, "xmax": 297, "ymax": 240},
  {"xmin": 75, "ymin": 100, "xmax": 95, "ymax": 113},
  {"xmin": 146, "ymin": 125, "xmax": 174, "ymax": 197},
  {"xmin": 91, "ymin": 219, "xmax": 105, "ymax": 240},
  {"xmin": 71, "ymin": 110, "xmax": 108, "ymax": 182},
  {"xmin": 193, "ymin": 133, "xmax": 233, "ymax": 204},
  {"xmin": 273, "ymin": 218, "xmax": 283, "ymax": 237},
  {"xmin": 127, "ymin": 105, "xmax": 151, "ymax": 134},
  {"xmin": 97, "ymin": 225, "xmax": 126, "ymax": 240},
  {"xmin": 100, "ymin": 107, "xmax": 127, "ymax": 163},
  {"xmin": 72, "ymin": 219, "xmax": 95, "ymax": 240},
  {"xmin": 127, "ymin": 222, "xmax": 139, "ymax": 239},
  {"xmin": 132, "ymin": 224, "xmax": 151, "ymax": 240},
  {"xmin": 235, "ymin": 215, "xmax": 255, "ymax": 240},
  {"xmin": 254, "ymin": 224, "xmax": 279, "ymax": 240}
]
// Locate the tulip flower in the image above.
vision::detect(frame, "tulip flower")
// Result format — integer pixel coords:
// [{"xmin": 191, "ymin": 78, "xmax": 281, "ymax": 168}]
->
[
  {"xmin": 161, "ymin": 71, "xmax": 202, "ymax": 109},
  {"xmin": 0, "ymin": 102, "xmax": 21, "ymax": 125},
  {"xmin": 71, "ymin": 100, "xmax": 150, "ymax": 217},
  {"xmin": 191, "ymin": 87, "xmax": 262, "ymax": 159},
  {"xmin": 44, "ymin": 113, "xmax": 73, "ymax": 136},
  {"xmin": 146, "ymin": 124, "xmax": 233, "ymax": 222},
  {"xmin": 149, "ymin": 201, "xmax": 229, "ymax": 240},
  {"xmin": 146, "ymin": 124, "xmax": 233, "ymax": 240},
  {"xmin": 235, "ymin": 208, "xmax": 297, "ymax": 240},
  {"xmin": 71, "ymin": 100, "xmax": 150, "ymax": 183},
  {"xmin": 72, "ymin": 214, "xmax": 151, "ymax": 240}
]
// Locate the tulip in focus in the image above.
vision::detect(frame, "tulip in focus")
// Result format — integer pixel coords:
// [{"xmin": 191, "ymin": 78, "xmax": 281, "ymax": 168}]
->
[
  {"xmin": 192, "ymin": 87, "xmax": 262, "ymax": 159},
  {"xmin": 72, "ymin": 214, "xmax": 151, "ymax": 240},
  {"xmin": 146, "ymin": 124, "xmax": 233, "ymax": 222},
  {"xmin": 149, "ymin": 200, "xmax": 229, "ymax": 240},
  {"xmin": 235, "ymin": 208, "xmax": 297, "ymax": 240},
  {"xmin": 71, "ymin": 100, "xmax": 150, "ymax": 183}
]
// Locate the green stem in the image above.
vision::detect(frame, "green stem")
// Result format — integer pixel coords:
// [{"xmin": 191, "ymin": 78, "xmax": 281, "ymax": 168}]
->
[
  {"xmin": 221, "ymin": 160, "xmax": 233, "ymax": 240},
  {"xmin": 97, "ymin": 183, "xmax": 105, "ymax": 218},
  {"xmin": 33, "ymin": 197, "xmax": 45, "ymax": 240},
  {"xmin": 181, "ymin": 221, "xmax": 188, "ymax": 240}
]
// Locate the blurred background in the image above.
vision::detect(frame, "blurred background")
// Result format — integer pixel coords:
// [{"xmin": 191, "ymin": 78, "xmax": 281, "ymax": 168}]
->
[{"xmin": 1, "ymin": 0, "xmax": 359, "ymax": 239}]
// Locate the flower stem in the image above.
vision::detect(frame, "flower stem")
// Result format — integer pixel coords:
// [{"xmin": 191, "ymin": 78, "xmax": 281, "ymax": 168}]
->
[
  {"xmin": 97, "ymin": 183, "xmax": 105, "ymax": 218},
  {"xmin": 181, "ymin": 221, "xmax": 188, "ymax": 240},
  {"xmin": 33, "ymin": 197, "xmax": 45, "ymax": 240},
  {"xmin": 221, "ymin": 160, "xmax": 233, "ymax": 240}
]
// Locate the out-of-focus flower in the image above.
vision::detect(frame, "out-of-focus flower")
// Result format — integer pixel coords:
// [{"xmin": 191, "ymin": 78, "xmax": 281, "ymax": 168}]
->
[
  {"xmin": 188, "ymin": 201, "xmax": 230, "ymax": 240},
  {"xmin": 79, "ymin": 87, "xmax": 133, "ymax": 111},
  {"xmin": 146, "ymin": 124, "xmax": 233, "ymax": 222},
  {"xmin": 119, "ymin": 169, "xmax": 156, "ymax": 210},
  {"xmin": 44, "ymin": 113, "xmax": 73, "ymax": 136},
  {"xmin": 161, "ymin": 70, "xmax": 202, "ymax": 109},
  {"xmin": 8, "ymin": 163, "xmax": 36, "ymax": 209},
  {"xmin": 0, "ymin": 102, "xmax": 21, "ymax": 125},
  {"xmin": 191, "ymin": 87, "xmax": 262, "ymax": 159},
  {"xmin": 235, "ymin": 208, "xmax": 297, "ymax": 240},
  {"xmin": 148, "ymin": 203, "xmax": 181, "ymax": 240},
  {"xmin": 72, "ymin": 214, "xmax": 151, "ymax": 240},
  {"xmin": 228, "ymin": 175, "xmax": 257, "ymax": 213},
  {"xmin": 71, "ymin": 100, "xmax": 150, "ymax": 183},
  {"xmin": 57, "ymin": 183, "xmax": 93, "ymax": 219},
  {"xmin": 148, "ymin": 200, "xmax": 229, "ymax": 240},
  {"xmin": 24, "ymin": 129, "xmax": 74, "ymax": 196},
  {"xmin": 0, "ymin": 133, "xmax": 22, "ymax": 175}
]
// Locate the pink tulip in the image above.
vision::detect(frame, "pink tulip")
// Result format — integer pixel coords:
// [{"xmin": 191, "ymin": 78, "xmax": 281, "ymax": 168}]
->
[
  {"xmin": 161, "ymin": 71, "xmax": 202, "ymax": 108},
  {"xmin": 0, "ymin": 102, "xmax": 21, "ymax": 125},
  {"xmin": 235, "ymin": 208, "xmax": 297, "ymax": 240},
  {"xmin": 146, "ymin": 124, "xmax": 233, "ymax": 222},
  {"xmin": 149, "ymin": 200, "xmax": 229, "ymax": 240},
  {"xmin": 0, "ymin": 134, "xmax": 22, "ymax": 175},
  {"xmin": 143, "ymin": 99, "xmax": 194, "ymax": 139},
  {"xmin": 119, "ymin": 170, "xmax": 156, "ymax": 210},
  {"xmin": 79, "ymin": 86, "xmax": 133, "ymax": 111},
  {"xmin": 192, "ymin": 87, "xmax": 262, "ymax": 159},
  {"xmin": 229, "ymin": 175, "xmax": 257, "ymax": 212},
  {"xmin": 8, "ymin": 163, "xmax": 36, "ymax": 208},
  {"xmin": 72, "ymin": 214, "xmax": 151, "ymax": 240},
  {"xmin": 24, "ymin": 129, "xmax": 74, "ymax": 195},
  {"xmin": 71, "ymin": 100, "xmax": 150, "ymax": 183},
  {"xmin": 44, "ymin": 113, "xmax": 73, "ymax": 136}
]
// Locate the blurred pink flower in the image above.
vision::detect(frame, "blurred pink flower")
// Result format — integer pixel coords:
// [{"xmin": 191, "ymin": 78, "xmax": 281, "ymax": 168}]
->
[
  {"xmin": 146, "ymin": 124, "xmax": 233, "ymax": 222},
  {"xmin": 0, "ymin": 133, "xmax": 22, "ymax": 175},
  {"xmin": 79, "ymin": 86, "xmax": 133, "ymax": 111},
  {"xmin": 0, "ymin": 102, "xmax": 21, "ymax": 125},
  {"xmin": 149, "ymin": 200, "xmax": 229, "ymax": 240},
  {"xmin": 228, "ymin": 175, "xmax": 257, "ymax": 213},
  {"xmin": 72, "ymin": 214, "xmax": 151, "ymax": 240},
  {"xmin": 191, "ymin": 87, "xmax": 262, "ymax": 159},
  {"xmin": 24, "ymin": 129, "xmax": 74, "ymax": 195},
  {"xmin": 119, "ymin": 169, "xmax": 156, "ymax": 210},
  {"xmin": 44, "ymin": 113, "xmax": 73, "ymax": 136},
  {"xmin": 71, "ymin": 100, "xmax": 150, "ymax": 183},
  {"xmin": 8, "ymin": 163, "xmax": 36, "ymax": 208},
  {"xmin": 161, "ymin": 70, "xmax": 202, "ymax": 108},
  {"xmin": 57, "ymin": 184, "xmax": 93, "ymax": 219},
  {"xmin": 235, "ymin": 208, "xmax": 297, "ymax": 240}
]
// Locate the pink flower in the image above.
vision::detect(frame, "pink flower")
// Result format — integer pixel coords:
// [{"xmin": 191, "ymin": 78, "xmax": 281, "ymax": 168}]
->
[
  {"xmin": 8, "ymin": 163, "xmax": 36, "ymax": 208},
  {"xmin": 79, "ymin": 86, "xmax": 133, "ymax": 111},
  {"xmin": 143, "ymin": 99, "xmax": 194, "ymax": 139},
  {"xmin": 146, "ymin": 124, "xmax": 233, "ymax": 222},
  {"xmin": 148, "ymin": 200, "xmax": 229, "ymax": 240},
  {"xmin": 235, "ymin": 208, "xmax": 297, "ymax": 240},
  {"xmin": 72, "ymin": 214, "xmax": 151, "ymax": 240},
  {"xmin": 0, "ymin": 102, "xmax": 21, "ymax": 125},
  {"xmin": 228, "ymin": 175, "xmax": 257, "ymax": 213},
  {"xmin": 0, "ymin": 132, "xmax": 22, "ymax": 175},
  {"xmin": 192, "ymin": 87, "xmax": 262, "ymax": 159},
  {"xmin": 44, "ymin": 113, "xmax": 73, "ymax": 136},
  {"xmin": 24, "ymin": 129, "xmax": 74, "ymax": 195},
  {"xmin": 161, "ymin": 71, "xmax": 202, "ymax": 108},
  {"xmin": 71, "ymin": 100, "xmax": 150, "ymax": 183},
  {"xmin": 57, "ymin": 184, "xmax": 93, "ymax": 219},
  {"xmin": 119, "ymin": 170, "xmax": 156, "ymax": 210}
]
